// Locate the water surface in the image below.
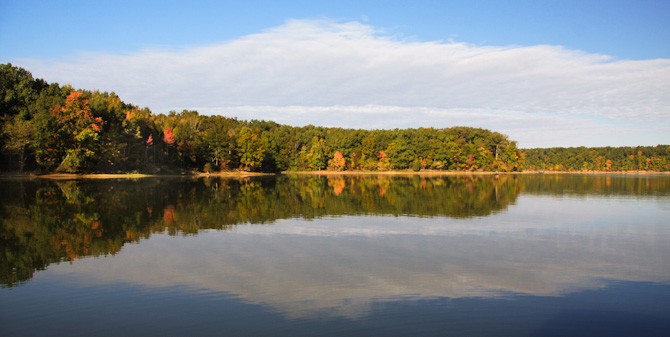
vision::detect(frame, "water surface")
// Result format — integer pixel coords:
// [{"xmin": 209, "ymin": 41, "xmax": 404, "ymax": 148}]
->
[{"xmin": 1, "ymin": 174, "xmax": 669, "ymax": 336}]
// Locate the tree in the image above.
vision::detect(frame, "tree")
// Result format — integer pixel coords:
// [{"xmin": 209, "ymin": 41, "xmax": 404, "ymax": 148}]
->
[
  {"xmin": 386, "ymin": 138, "xmax": 414, "ymax": 169},
  {"xmin": 1, "ymin": 115, "xmax": 34, "ymax": 171},
  {"xmin": 237, "ymin": 127, "xmax": 265, "ymax": 171},
  {"xmin": 201, "ymin": 116, "xmax": 238, "ymax": 169},
  {"xmin": 163, "ymin": 126, "xmax": 175, "ymax": 159},
  {"xmin": 308, "ymin": 137, "xmax": 328, "ymax": 170},
  {"xmin": 145, "ymin": 134, "xmax": 153, "ymax": 163},
  {"xmin": 0, "ymin": 63, "xmax": 46, "ymax": 118},
  {"xmin": 328, "ymin": 151, "xmax": 346, "ymax": 171},
  {"xmin": 163, "ymin": 126, "xmax": 175, "ymax": 145},
  {"xmin": 48, "ymin": 91, "xmax": 104, "ymax": 172},
  {"xmin": 378, "ymin": 150, "xmax": 390, "ymax": 171}
]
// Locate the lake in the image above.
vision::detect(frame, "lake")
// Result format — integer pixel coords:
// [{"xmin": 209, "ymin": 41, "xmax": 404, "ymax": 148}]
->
[{"xmin": 1, "ymin": 174, "xmax": 669, "ymax": 336}]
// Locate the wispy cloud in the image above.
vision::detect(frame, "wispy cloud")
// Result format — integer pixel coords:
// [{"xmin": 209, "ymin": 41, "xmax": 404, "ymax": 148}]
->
[{"xmin": 13, "ymin": 19, "xmax": 670, "ymax": 147}]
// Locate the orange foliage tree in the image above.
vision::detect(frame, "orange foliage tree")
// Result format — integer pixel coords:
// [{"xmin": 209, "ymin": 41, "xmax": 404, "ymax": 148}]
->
[
  {"xmin": 48, "ymin": 91, "xmax": 104, "ymax": 172},
  {"xmin": 328, "ymin": 151, "xmax": 346, "ymax": 171},
  {"xmin": 378, "ymin": 150, "xmax": 390, "ymax": 171},
  {"xmin": 163, "ymin": 126, "xmax": 175, "ymax": 145}
]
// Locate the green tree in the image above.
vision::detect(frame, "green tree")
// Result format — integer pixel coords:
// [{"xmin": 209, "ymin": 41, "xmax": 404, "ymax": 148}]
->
[
  {"xmin": 0, "ymin": 63, "xmax": 46, "ymax": 118},
  {"xmin": 1, "ymin": 115, "xmax": 34, "ymax": 171},
  {"xmin": 308, "ymin": 137, "xmax": 328, "ymax": 170},
  {"xmin": 237, "ymin": 127, "xmax": 265, "ymax": 171},
  {"xmin": 202, "ymin": 117, "xmax": 236, "ymax": 169}
]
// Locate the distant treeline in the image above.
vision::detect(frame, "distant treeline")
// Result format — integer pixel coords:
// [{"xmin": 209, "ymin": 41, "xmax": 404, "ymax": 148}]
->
[
  {"xmin": 524, "ymin": 146, "xmax": 670, "ymax": 172},
  {"xmin": 2, "ymin": 63, "xmax": 668, "ymax": 173},
  {"xmin": 1, "ymin": 63, "xmax": 523, "ymax": 173}
]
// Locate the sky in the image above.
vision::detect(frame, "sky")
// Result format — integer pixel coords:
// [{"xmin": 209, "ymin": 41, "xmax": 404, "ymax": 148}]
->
[{"xmin": 1, "ymin": 0, "xmax": 669, "ymax": 148}]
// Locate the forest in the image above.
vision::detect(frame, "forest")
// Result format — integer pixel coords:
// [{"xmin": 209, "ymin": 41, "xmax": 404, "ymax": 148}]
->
[
  {"xmin": 523, "ymin": 146, "xmax": 670, "ymax": 172},
  {"xmin": 1, "ymin": 63, "xmax": 668, "ymax": 173},
  {"xmin": 0, "ymin": 63, "xmax": 524, "ymax": 173}
]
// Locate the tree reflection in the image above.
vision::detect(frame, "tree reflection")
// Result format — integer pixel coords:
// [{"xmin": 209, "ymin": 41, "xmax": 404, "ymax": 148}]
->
[{"xmin": 1, "ymin": 174, "xmax": 667, "ymax": 287}]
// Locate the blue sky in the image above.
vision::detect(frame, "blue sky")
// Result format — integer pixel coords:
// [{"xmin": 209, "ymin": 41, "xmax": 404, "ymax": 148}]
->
[{"xmin": 1, "ymin": 0, "xmax": 669, "ymax": 147}]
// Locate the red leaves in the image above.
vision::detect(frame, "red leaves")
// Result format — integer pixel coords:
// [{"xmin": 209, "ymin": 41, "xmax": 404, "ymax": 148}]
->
[
  {"xmin": 52, "ymin": 90, "xmax": 104, "ymax": 132},
  {"xmin": 91, "ymin": 117, "xmax": 103, "ymax": 132},
  {"xmin": 65, "ymin": 91, "xmax": 85, "ymax": 105},
  {"xmin": 163, "ymin": 127, "xmax": 175, "ymax": 145}
]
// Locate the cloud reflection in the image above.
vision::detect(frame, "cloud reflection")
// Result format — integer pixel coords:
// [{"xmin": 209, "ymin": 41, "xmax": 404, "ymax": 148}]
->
[{"xmin": 52, "ymin": 195, "xmax": 670, "ymax": 319}]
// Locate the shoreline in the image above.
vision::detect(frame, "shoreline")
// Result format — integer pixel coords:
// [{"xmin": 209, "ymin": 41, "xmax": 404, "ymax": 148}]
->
[
  {"xmin": 285, "ymin": 170, "xmax": 670, "ymax": 176},
  {"xmin": 1, "ymin": 170, "xmax": 668, "ymax": 180},
  {"xmin": 513, "ymin": 170, "xmax": 670, "ymax": 175},
  {"xmin": 0, "ymin": 171, "xmax": 276, "ymax": 180}
]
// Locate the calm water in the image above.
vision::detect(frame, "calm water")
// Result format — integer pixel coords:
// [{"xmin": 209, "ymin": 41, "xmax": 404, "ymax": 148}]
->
[{"xmin": 1, "ymin": 174, "xmax": 669, "ymax": 336}]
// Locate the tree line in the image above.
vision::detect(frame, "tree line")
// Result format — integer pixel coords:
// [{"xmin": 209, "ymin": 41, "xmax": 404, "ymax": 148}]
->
[
  {"xmin": 2, "ymin": 63, "xmax": 668, "ymax": 173},
  {"xmin": 1, "ymin": 63, "xmax": 523, "ymax": 173},
  {"xmin": 523, "ymin": 146, "xmax": 670, "ymax": 172}
]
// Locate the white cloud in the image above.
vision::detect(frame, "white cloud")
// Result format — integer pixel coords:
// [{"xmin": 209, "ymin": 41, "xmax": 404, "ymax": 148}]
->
[{"xmin": 13, "ymin": 18, "xmax": 670, "ymax": 147}]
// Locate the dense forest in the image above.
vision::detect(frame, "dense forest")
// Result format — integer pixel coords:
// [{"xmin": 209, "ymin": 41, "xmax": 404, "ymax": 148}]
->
[
  {"xmin": 1, "ymin": 63, "xmax": 668, "ymax": 173},
  {"xmin": 1, "ymin": 63, "xmax": 523, "ymax": 173},
  {"xmin": 523, "ymin": 146, "xmax": 670, "ymax": 172}
]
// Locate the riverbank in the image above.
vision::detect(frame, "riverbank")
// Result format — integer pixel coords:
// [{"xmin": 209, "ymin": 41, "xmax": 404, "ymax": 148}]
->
[
  {"xmin": 285, "ymin": 170, "xmax": 500, "ymax": 176},
  {"xmin": 1, "ymin": 169, "xmax": 668, "ymax": 179},
  {"xmin": 0, "ymin": 171, "xmax": 275, "ymax": 180},
  {"xmin": 285, "ymin": 169, "xmax": 670, "ymax": 175},
  {"xmin": 519, "ymin": 170, "xmax": 670, "ymax": 175}
]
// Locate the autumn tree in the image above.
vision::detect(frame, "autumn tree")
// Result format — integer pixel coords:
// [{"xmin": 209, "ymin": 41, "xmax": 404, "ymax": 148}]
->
[
  {"xmin": 163, "ymin": 126, "xmax": 175, "ymax": 146},
  {"xmin": 378, "ymin": 150, "xmax": 390, "ymax": 171},
  {"xmin": 46, "ymin": 91, "xmax": 104, "ymax": 172},
  {"xmin": 86, "ymin": 91, "xmax": 140, "ymax": 170},
  {"xmin": 328, "ymin": 151, "xmax": 346, "ymax": 171},
  {"xmin": 163, "ymin": 126, "xmax": 175, "ymax": 159}
]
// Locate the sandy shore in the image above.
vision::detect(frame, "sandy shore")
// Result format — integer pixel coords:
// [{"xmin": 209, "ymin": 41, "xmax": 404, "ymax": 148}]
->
[
  {"xmin": 1, "ymin": 171, "xmax": 275, "ymax": 180},
  {"xmin": 514, "ymin": 170, "xmax": 670, "ymax": 175},
  {"xmin": 1, "ymin": 170, "xmax": 667, "ymax": 180},
  {"xmin": 284, "ymin": 169, "xmax": 670, "ymax": 176},
  {"xmin": 285, "ymin": 170, "xmax": 498, "ymax": 176}
]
